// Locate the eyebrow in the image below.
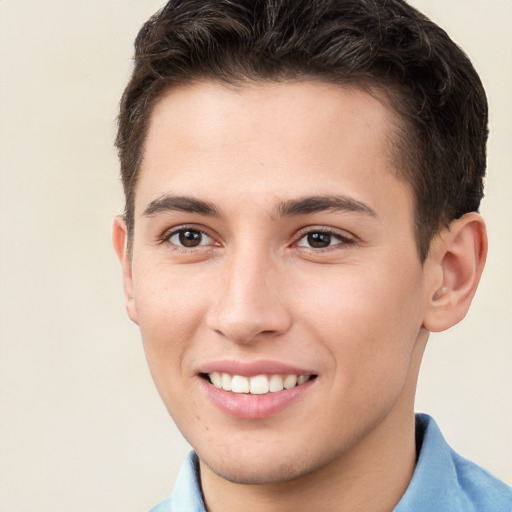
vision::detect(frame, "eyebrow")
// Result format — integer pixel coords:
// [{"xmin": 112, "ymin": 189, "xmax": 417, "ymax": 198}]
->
[
  {"xmin": 142, "ymin": 193, "xmax": 377, "ymax": 219},
  {"xmin": 143, "ymin": 195, "xmax": 221, "ymax": 217},
  {"xmin": 276, "ymin": 195, "xmax": 378, "ymax": 218}
]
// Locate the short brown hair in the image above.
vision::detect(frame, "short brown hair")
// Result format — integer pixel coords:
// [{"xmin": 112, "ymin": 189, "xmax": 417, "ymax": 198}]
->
[{"xmin": 116, "ymin": 0, "xmax": 488, "ymax": 261}]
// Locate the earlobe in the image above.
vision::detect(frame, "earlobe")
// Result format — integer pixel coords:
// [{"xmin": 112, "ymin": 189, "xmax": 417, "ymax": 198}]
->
[
  {"xmin": 112, "ymin": 216, "xmax": 139, "ymax": 324},
  {"xmin": 423, "ymin": 212, "xmax": 487, "ymax": 333}
]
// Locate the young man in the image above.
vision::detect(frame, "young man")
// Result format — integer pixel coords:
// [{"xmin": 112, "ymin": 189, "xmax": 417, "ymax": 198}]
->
[{"xmin": 113, "ymin": 0, "xmax": 512, "ymax": 510}]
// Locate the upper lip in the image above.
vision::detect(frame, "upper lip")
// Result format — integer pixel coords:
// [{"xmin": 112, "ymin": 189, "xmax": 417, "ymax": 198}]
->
[{"xmin": 198, "ymin": 359, "xmax": 316, "ymax": 377}]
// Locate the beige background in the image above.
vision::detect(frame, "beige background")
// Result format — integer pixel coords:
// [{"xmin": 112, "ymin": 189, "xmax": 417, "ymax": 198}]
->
[{"xmin": 0, "ymin": 1, "xmax": 510, "ymax": 511}]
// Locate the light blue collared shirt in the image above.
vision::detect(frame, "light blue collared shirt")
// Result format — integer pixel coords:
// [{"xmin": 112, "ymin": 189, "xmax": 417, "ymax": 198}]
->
[{"xmin": 149, "ymin": 414, "xmax": 512, "ymax": 512}]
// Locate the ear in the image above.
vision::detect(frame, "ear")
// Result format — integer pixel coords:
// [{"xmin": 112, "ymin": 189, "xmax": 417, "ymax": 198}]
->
[
  {"xmin": 112, "ymin": 216, "xmax": 139, "ymax": 324},
  {"xmin": 423, "ymin": 212, "xmax": 487, "ymax": 332}
]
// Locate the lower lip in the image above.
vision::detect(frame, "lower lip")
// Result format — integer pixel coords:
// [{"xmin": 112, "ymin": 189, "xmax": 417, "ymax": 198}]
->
[{"xmin": 199, "ymin": 377, "xmax": 316, "ymax": 420}]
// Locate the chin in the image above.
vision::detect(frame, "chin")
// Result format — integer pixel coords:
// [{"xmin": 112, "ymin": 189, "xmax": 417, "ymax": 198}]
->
[
  {"xmin": 204, "ymin": 457, "xmax": 314, "ymax": 485},
  {"xmin": 197, "ymin": 439, "xmax": 338, "ymax": 486}
]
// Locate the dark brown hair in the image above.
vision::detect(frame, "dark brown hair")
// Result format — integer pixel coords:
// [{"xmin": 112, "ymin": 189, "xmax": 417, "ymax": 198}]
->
[{"xmin": 116, "ymin": 0, "xmax": 488, "ymax": 261}]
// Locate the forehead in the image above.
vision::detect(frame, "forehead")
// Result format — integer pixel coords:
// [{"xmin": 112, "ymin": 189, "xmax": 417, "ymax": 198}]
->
[
  {"xmin": 137, "ymin": 80, "xmax": 411, "ymax": 218},
  {"xmin": 145, "ymin": 80, "xmax": 396, "ymax": 159}
]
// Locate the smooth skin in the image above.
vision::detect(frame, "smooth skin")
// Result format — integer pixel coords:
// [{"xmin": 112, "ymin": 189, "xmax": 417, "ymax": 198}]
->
[{"xmin": 113, "ymin": 81, "xmax": 487, "ymax": 512}]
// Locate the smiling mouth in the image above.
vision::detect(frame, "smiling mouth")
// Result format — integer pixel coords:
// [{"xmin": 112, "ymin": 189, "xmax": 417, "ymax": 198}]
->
[{"xmin": 202, "ymin": 372, "xmax": 317, "ymax": 395}]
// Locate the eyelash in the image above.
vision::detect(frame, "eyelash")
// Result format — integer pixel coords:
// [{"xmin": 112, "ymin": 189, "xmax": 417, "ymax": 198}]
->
[
  {"xmin": 160, "ymin": 225, "xmax": 355, "ymax": 253},
  {"xmin": 160, "ymin": 225, "xmax": 217, "ymax": 252},
  {"xmin": 294, "ymin": 227, "xmax": 355, "ymax": 250}
]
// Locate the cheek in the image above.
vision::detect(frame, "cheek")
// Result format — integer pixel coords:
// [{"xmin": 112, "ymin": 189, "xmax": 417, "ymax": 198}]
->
[
  {"xmin": 131, "ymin": 264, "xmax": 210, "ymax": 393},
  {"xmin": 297, "ymin": 262, "xmax": 424, "ymax": 381},
  {"xmin": 134, "ymin": 261, "xmax": 207, "ymax": 334}
]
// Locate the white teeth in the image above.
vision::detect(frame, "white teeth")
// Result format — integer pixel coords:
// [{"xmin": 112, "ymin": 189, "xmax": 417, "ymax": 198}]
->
[
  {"xmin": 297, "ymin": 375, "xmax": 308, "ymax": 385},
  {"xmin": 249, "ymin": 375, "xmax": 269, "ymax": 395},
  {"xmin": 231, "ymin": 375, "xmax": 249, "ymax": 393},
  {"xmin": 208, "ymin": 373, "xmax": 311, "ymax": 394},
  {"xmin": 221, "ymin": 372, "xmax": 232, "ymax": 391},
  {"xmin": 283, "ymin": 374, "xmax": 297, "ymax": 389},
  {"xmin": 210, "ymin": 372, "xmax": 222, "ymax": 388},
  {"xmin": 269, "ymin": 374, "xmax": 284, "ymax": 392}
]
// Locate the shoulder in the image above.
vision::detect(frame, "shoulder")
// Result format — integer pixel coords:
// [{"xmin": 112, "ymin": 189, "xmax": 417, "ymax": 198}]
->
[
  {"xmin": 449, "ymin": 447, "xmax": 512, "ymax": 512},
  {"xmin": 395, "ymin": 414, "xmax": 512, "ymax": 512}
]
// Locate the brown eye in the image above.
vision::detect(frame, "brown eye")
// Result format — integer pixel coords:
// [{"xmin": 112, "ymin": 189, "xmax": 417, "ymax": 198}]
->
[
  {"xmin": 296, "ymin": 230, "xmax": 351, "ymax": 249},
  {"xmin": 307, "ymin": 232, "xmax": 332, "ymax": 248},
  {"xmin": 169, "ymin": 228, "xmax": 213, "ymax": 248}
]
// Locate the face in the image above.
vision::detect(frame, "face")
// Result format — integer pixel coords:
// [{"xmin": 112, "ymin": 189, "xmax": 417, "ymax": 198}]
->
[{"xmin": 117, "ymin": 81, "xmax": 433, "ymax": 485}]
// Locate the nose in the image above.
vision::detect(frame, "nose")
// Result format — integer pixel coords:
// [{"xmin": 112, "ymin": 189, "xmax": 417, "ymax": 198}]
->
[{"xmin": 206, "ymin": 251, "xmax": 293, "ymax": 344}]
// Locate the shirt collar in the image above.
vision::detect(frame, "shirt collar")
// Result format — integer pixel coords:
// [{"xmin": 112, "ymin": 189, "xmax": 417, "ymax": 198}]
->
[
  {"xmin": 166, "ymin": 451, "xmax": 205, "ymax": 512},
  {"xmin": 394, "ymin": 413, "xmax": 468, "ymax": 511}
]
